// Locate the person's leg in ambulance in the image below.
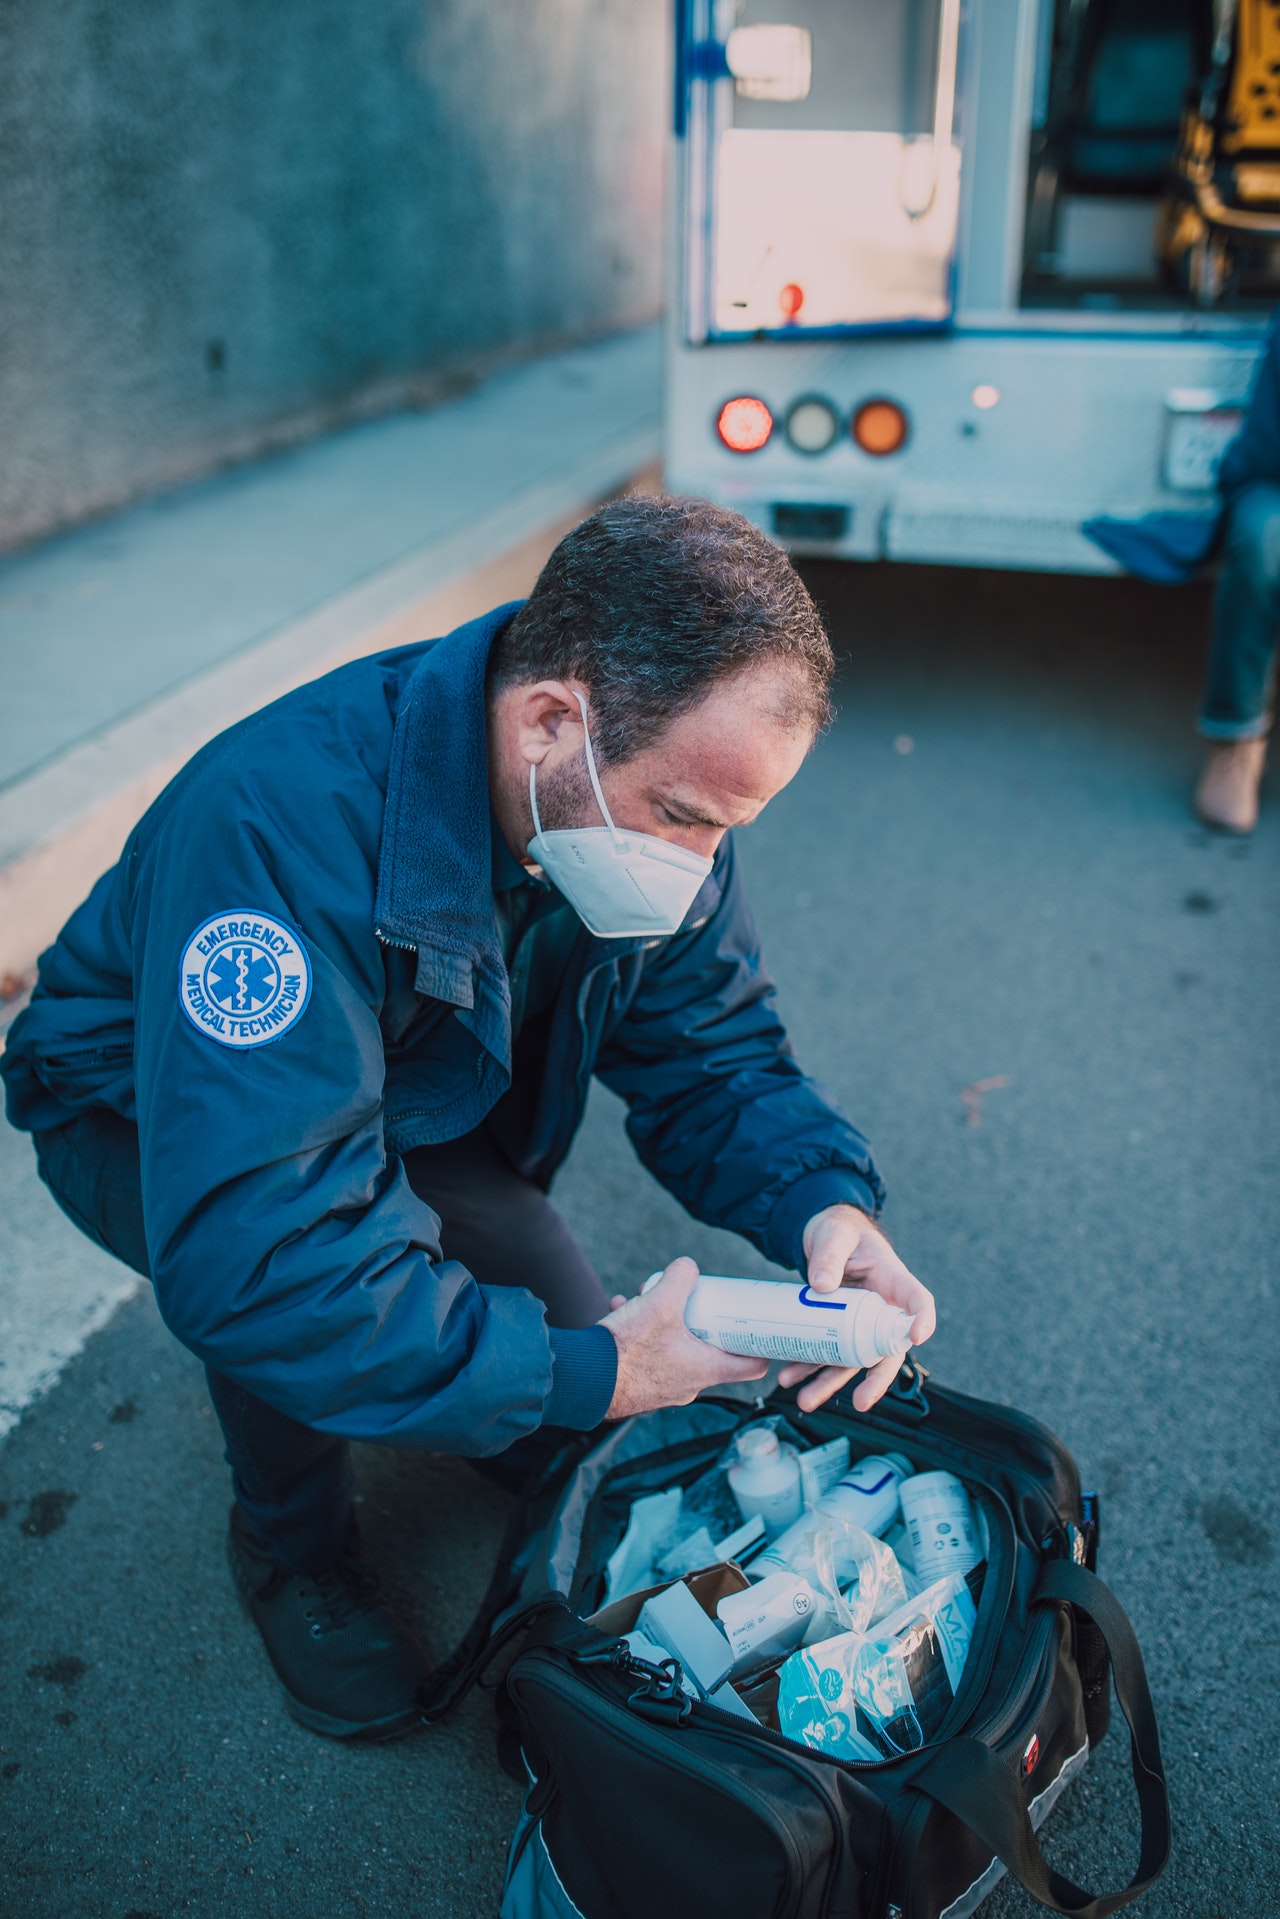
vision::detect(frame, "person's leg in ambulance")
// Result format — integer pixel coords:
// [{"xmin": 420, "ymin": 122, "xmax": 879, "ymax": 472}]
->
[
  {"xmin": 33, "ymin": 1109, "xmax": 608, "ymax": 1742},
  {"xmin": 1195, "ymin": 481, "xmax": 1279, "ymax": 833}
]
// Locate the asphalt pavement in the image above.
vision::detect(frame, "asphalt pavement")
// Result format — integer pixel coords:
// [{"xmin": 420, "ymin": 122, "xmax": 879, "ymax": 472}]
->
[{"xmin": 2, "ymin": 557, "xmax": 1277, "ymax": 1917}]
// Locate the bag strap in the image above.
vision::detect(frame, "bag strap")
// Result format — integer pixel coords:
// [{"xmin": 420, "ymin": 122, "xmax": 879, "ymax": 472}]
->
[
  {"xmin": 415, "ymin": 1425, "xmax": 604, "ymax": 1723},
  {"xmin": 911, "ymin": 1561, "xmax": 1170, "ymax": 1918},
  {"xmin": 418, "ymin": 1591, "xmax": 575, "ymax": 1722}
]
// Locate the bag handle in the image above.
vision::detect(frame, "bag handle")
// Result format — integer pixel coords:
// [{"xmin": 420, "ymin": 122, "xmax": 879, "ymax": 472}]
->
[
  {"xmin": 418, "ymin": 1591, "xmax": 574, "ymax": 1723},
  {"xmin": 911, "ymin": 1562, "xmax": 1170, "ymax": 1918}
]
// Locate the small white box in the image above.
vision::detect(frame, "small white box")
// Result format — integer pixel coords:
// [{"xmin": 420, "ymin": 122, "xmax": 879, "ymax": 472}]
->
[{"xmin": 637, "ymin": 1581, "xmax": 735, "ymax": 1697}]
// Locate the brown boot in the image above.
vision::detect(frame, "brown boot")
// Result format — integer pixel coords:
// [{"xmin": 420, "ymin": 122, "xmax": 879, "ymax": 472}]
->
[{"xmin": 1194, "ymin": 737, "xmax": 1268, "ymax": 834}]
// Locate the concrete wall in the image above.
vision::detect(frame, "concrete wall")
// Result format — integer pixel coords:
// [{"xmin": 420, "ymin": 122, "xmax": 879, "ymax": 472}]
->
[{"xmin": 0, "ymin": 0, "xmax": 667, "ymax": 550}]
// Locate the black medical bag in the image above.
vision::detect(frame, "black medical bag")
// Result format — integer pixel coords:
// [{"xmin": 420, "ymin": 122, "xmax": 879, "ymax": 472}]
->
[{"xmin": 424, "ymin": 1364, "xmax": 1170, "ymax": 1919}]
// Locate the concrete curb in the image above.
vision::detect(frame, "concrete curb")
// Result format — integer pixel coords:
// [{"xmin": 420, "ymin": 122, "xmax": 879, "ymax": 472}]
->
[{"xmin": 0, "ymin": 429, "xmax": 659, "ymax": 990}]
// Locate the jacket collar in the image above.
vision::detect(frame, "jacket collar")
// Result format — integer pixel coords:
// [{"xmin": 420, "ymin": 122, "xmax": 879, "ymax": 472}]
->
[{"xmin": 375, "ymin": 602, "xmax": 521, "ymax": 1072}]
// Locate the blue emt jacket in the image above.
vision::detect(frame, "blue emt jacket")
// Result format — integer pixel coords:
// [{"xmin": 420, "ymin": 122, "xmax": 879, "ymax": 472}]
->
[{"xmin": 1, "ymin": 606, "xmax": 884, "ymax": 1453}]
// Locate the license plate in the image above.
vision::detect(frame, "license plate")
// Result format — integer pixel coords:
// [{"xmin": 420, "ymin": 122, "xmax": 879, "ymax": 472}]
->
[{"xmin": 1163, "ymin": 390, "xmax": 1244, "ymax": 492}]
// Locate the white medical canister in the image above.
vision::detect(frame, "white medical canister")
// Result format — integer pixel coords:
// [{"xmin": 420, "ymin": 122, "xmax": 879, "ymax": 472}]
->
[{"xmin": 640, "ymin": 1273, "xmax": 915, "ymax": 1370}]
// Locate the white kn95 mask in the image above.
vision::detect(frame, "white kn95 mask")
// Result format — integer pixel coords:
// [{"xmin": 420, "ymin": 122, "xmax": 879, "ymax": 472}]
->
[{"xmin": 526, "ymin": 693, "xmax": 714, "ymax": 939}]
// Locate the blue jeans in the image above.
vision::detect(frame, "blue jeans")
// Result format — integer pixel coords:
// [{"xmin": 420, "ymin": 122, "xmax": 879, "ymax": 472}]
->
[
  {"xmin": 1201, "ymin": 482, "xmax": 1280, "ymax": 741},
  {"xmin": 34, "ymin": 1110, "xmax": 607, "ymax": 1574}
]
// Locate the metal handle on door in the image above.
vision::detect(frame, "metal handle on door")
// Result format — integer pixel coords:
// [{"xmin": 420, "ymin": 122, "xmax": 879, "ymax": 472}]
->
[{"xmin": 902, "ymin": 0, "xmax": 962, "ymax": 220}]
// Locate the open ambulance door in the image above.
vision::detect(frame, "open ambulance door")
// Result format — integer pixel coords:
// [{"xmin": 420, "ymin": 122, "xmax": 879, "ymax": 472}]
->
[{"xmin": 678, "ymin": 0, "xmax": 966, "ymax": 342}]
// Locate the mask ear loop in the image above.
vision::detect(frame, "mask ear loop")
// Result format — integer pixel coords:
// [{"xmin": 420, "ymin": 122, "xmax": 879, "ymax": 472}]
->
[
  {"xmin": 528, "ymin": 693, "xmax": 623, "ymax": 844},
  {"xmin": 573, "ymin": 692, "xmax": 624, "ymax": 843}
]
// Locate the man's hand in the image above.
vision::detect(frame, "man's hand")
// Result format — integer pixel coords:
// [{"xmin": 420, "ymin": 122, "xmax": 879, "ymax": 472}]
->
[
  {"xmin": 600, "ymin": 1257, "xmax": 768, "ymax": 1420},
  {"xmin": 778, "ymin": 1205, "xmax": 935, "ymax": 1414}
]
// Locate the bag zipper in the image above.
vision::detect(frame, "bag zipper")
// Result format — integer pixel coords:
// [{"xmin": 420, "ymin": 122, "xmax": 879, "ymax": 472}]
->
[{"xmin": 967, "ymin": 1602, "xmax": 1062, "ymax": 1750}]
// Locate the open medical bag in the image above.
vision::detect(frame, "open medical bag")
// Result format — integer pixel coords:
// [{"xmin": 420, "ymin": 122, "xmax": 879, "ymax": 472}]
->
[{"xmin": 422, "ymin": 1363, "xmax": 1170, "ymax": 1919}]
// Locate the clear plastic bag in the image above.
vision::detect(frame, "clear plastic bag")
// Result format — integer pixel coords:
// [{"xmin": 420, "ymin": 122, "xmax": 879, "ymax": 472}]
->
[
  {"xmin": 760, "ymin": 1510, "xmax": 908, "ymax": 1645},
  {"xmin": 777, "ymin": 1570, "xmax": 978, "ymax": 1760}
]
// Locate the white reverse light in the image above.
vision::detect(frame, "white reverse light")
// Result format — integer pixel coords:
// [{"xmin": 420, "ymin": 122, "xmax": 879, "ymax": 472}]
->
[{"xmin": 785, "ymin": 396, "xmax": 840, "ymax": 454}]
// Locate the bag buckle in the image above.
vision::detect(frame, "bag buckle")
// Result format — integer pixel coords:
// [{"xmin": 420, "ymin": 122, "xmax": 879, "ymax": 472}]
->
[
  {"xmin": 885, "ymin": 1355, "xmax": 931, "ymax": 1419},
  {"xmin": 626, "ymin": 1659, "xmax": 694, "ymax": 1726},
  {"xmin": 572, "ymin": 1637, "xmax": 695, "ymax": 1723},
  {"xmin": 615, "ymin": 1644, "xmax": 695, "ymax": 1725}
]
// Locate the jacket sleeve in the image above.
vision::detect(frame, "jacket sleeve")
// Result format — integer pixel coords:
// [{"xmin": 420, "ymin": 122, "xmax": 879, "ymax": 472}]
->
[
  {"xmin": 593, "ymin": 834, "xmax": 885, "ymax": 1275},
  {"xmin": 127, "ymin": 745, "xmax": 609, "ymax": 1453}
]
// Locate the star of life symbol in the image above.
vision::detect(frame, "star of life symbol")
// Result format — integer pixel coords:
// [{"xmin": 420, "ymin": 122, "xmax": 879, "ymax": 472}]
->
[{"xmin": 179, "ymin": 910, "xmax": 312, "ymax": 1049}]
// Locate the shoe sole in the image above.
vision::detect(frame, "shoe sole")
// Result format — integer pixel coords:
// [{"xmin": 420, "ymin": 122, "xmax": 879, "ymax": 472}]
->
[
  {"xmin": 280, "ymin": 1692, "xmax": 425, "ymax": 1742},
  {"xmin": 227, "ymin": 1526, "xmax": 426, "ymax": 1744}
]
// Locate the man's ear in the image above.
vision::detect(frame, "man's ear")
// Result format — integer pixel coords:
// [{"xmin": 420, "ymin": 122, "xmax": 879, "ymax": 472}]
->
[{"xmin": 514, "ymin": 680, "xmax": 588, "ymax": 767}]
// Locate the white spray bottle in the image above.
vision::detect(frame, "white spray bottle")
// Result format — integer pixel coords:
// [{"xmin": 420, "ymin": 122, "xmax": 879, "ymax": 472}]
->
[{"xmin": 642, "ymin": 1272, "xmax": 914, "ymax": 1371}]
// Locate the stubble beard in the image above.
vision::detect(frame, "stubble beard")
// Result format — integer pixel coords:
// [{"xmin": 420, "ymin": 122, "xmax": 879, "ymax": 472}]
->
[{"xmin": 532, "ymin": 747, "xmax": 601, "ymax": 834}]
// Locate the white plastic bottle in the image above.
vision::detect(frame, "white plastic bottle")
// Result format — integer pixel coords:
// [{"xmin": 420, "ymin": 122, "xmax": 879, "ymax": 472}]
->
[
  {"xmin": 643, "ymin": 1272, "xmax": 915, "ymax": 1369},
  {"xmin": 748, "ymin": 1452, "xmax": 915, "ymax": 1580},
  {"xmin": 898, "ymin": 1471, "xmax": 982, "ymax": 1579},
  {"xmin": 726, "ymin": 1427, "xmax": 805, "ymax": 1537}
]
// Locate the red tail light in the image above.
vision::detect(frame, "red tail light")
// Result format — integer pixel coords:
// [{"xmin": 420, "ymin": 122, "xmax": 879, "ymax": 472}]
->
[{"xmin": 716, "ymin": 396, "xmax": 774, "ymax": 453}]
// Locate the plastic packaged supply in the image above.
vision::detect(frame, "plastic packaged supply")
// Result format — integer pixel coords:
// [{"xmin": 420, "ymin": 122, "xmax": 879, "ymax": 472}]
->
[
  {"xmin": 881, "ymin": 1520, "xmax": 927, "ymax": 1598},
  {"xmin": 727, "ymin": 1427, "xmax": 804, "ymax": 1537},
  {"xmin": 749, "ymin": 1453, "xmax": 913, "ymax": 1578},
  {"xmin": 777, "ymin": 1571, "xmax": 978, "ymax": 1761},
  {"xmin": 642, "ymin": 1271, "xmax": 915, "ymax": 1369},
  {"xmin": 655, "ymin": 1510, "xmax": 766, "ymax": 1583},
  {"xmin": 749, "ymin": 1509, "xmax": 907, "ymax": 1644},
  {"xmin": 716, "ymin": 1569, "xmax": 817, "ymax": 1669},
  {"xmin": 898, "ymin": 1471, "xmax": 982, "ymax": 1580},
  {"xmin": 604, "ymin": 1487, "xmax": 682, "ymax": 1604}
]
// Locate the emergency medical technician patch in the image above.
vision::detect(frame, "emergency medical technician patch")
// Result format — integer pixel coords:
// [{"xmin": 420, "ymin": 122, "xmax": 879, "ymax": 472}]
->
[{"xmin": 179, "ymin": 911, "xmax": 312, "ymax": 1049}]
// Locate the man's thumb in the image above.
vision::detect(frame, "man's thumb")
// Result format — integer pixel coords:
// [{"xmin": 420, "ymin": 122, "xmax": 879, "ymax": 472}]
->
[
  {"xmin": 658, "ymin": 1255, "xmax": 701, "ymax": 1304},
  {"xmin": 805, "ymin": 1222, "xmax": 848, "ymax": 1289}
]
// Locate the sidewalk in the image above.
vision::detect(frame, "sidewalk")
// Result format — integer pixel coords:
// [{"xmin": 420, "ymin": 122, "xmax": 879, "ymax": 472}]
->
[{"xmin": 0, "ymin": 324, "xmax": 661, "ymax": 986}]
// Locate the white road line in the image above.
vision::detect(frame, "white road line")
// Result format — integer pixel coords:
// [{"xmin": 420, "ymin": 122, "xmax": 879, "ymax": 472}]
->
[{"xmin": 0, "ymin": 1116, "xmax": 142, "ymax": 1440}]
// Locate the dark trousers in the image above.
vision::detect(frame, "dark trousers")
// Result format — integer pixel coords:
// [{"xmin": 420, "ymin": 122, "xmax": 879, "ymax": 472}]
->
[{"xmin": 34, "ymin": 1109, "xmax": 608, "ymax": 1573}]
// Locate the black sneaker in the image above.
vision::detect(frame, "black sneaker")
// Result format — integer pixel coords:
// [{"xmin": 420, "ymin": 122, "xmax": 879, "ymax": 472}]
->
[{"xmin": 227, "ymin": 1503, "xmax": 432, "ymax": 1741}]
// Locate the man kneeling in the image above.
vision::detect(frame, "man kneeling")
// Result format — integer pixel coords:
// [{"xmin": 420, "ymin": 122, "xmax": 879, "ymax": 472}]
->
[{"xmin": 2, "ymin": 496, "xmax": 933, "ymax": 1741}]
